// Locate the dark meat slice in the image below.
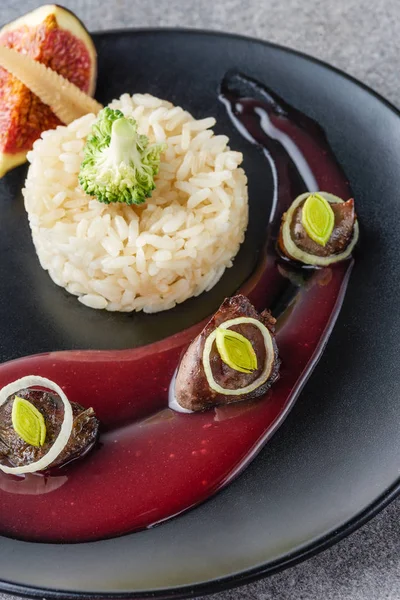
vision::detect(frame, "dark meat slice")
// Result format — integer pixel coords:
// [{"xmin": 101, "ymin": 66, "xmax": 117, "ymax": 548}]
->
[
  {"xmin": 175, "ymin": 295, "xmax": 280, "ymax": 412},
  {"xmin": 288, "ymin": 198, "xmax": 356, "ymax": 258},
  {"xmin": 0, "ymin": 389, "xmax": 99, "ymax": 470}
]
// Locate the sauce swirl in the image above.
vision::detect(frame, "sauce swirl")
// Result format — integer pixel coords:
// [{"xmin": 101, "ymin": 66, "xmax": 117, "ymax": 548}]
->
[{"xmin": 0, "ymin": 73, "xmax": 354, "ymax": 542}]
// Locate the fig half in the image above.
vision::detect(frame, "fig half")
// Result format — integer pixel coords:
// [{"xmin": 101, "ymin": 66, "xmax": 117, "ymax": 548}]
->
[{"xmin": 0, "ymin": 4, "xmax": 98, "ymax": 177}]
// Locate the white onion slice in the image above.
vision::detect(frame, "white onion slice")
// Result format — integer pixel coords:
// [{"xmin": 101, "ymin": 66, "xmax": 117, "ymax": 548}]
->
[
  {"xmin": 0, "ymin": 376, "xmax": 73, "ymax": 475},
  {"xmin": 281, "ymin": 192, "xmax": 359, "ymax": 266},
  {"xmin": 202, "ymin": 317, "xmax": 275, "ymax": 395}
]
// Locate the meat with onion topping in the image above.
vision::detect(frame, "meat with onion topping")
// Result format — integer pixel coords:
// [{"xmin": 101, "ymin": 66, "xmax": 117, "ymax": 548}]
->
[
  {"xmin": 0, "ymin": 388, "xmax": 99, "ymax": 470},
  {"xmin": 174, "ymin": 295, "xmax": 280, "ymax": 412},
  {"xmin": 278, "ymin": 191, "xmax": 359, "ymax": 266},
  {"xmin": 290, "ymin": 198, "xmax": 355, "ymax": 257}
]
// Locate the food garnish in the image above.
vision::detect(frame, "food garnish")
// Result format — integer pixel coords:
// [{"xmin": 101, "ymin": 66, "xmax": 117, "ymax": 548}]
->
[
  {"xmin": 203, "ymin": 317, "xmax": 275, "ymax": 396},
  {"xmin": 215, "ymin": 327, "xmax": 258, "ymax": 373},
  {"xmin": 0, "ymin": 4, "xmax": 99, "ymax": 177},
  {"xmin": 79, "ymin": 107, "xmax": 166, "ymax": 205},
  {"xmin": 0, "ymin": 46, "xmax": 102, "ymax": 125},
  {"xmin": 279, "ymin": 191, "xmax": 359, "ymax": 266},
  {"xmin": 0, "ymin": 375, "xmax": 99, "ymax": 474},
  {"xmin": 173, "ymin": 295, "xmax": 280, "ymax": 412},
  {"xmin": 12, "ymin": 396, "xmax": 46, "ymax": 447},
  {"xmin": 301, "ymin": 193, "xmax": 334, "ymax": 246}
]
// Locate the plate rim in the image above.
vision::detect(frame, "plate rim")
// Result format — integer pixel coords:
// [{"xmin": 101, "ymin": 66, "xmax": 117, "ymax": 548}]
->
[{"xmin": 0, "ymin": 25, "xmax": 399, "ymax": 600}]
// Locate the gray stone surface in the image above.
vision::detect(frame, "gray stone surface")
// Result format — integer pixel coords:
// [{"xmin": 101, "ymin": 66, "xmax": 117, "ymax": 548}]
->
[{"xmin": 0, "ymin": 0, "xmax": 399, "ymax": 598}]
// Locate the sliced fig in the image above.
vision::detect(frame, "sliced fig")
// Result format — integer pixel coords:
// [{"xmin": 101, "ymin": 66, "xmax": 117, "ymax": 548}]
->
[
  {"xmin": 0, "ymin": 46, "xmax": 102, "ymax": 124},
  {"xmin": 0, "ymin": 4, "xmax": 98, "ymax": 177},
  {"xmin": 173, "ymin": 295, "xmax": 280, "ymax": 412}
]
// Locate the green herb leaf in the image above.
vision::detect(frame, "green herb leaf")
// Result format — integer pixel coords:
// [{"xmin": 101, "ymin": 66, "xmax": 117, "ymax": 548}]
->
[
  {"xmin": 11, "ymin": 396, "xmax": 46, "ymax": 447},
  {"xmin": 302, "ymin": 193, "xmax": 335, "ymax": 246},
  {"xmin": 215, "ymin": 328, "xmax": 258, "ymax": 373}
]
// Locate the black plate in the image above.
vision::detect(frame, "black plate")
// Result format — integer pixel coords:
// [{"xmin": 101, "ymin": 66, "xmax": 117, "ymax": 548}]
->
[{"xmin": 1, "ymin": 29, "xmax": 400, "ymax": 599}]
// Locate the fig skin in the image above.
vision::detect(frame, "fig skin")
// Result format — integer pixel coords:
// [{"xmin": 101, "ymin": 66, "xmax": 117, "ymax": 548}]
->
[{"xmin": 175, "ymin": 295, "xmax": 280, "ymax": 412}]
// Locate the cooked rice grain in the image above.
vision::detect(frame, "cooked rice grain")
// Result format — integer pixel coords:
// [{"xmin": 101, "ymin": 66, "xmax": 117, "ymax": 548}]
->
[{"xmin": 23, "ymin": 94, "xmax": 248, "ymax": 313}]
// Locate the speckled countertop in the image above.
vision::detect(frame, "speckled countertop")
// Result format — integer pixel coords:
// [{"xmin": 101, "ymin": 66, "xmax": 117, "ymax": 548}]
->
[{"xmin": 0, "ymin": 0, "xmax": 399, "ymax": 598}]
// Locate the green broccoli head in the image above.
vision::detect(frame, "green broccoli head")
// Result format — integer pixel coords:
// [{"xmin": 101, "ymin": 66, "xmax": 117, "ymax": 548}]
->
[{"xmin": 79, "ymin": 107, "xmax": 166, "ymax": 205}]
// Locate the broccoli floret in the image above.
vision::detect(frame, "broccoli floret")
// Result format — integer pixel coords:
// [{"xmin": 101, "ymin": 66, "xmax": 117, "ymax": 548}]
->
[{"xmin": 79, "ymin": 107, "xmax": 166, "ymax": 205}]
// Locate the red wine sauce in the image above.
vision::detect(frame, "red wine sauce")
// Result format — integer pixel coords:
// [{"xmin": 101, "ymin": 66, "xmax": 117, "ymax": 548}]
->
[{"xmin": 0, "ymin": 73, "xmax": 354, "ymax": 542}]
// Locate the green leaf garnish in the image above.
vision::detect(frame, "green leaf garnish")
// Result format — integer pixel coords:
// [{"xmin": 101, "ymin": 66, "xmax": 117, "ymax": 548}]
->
[
  {"xmin": 302, "ymin": 193, "xmax": 335, "ymax": 246},
  {"xmin": 11, "ymin": 396, "xmax": 46, "ymax": 447},
  {"xmin": 215, "ymin": 328, "xmax": 258, "ymax": 373}
]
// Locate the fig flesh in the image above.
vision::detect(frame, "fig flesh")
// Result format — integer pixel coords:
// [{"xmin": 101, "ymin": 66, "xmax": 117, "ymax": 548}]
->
[{"xmin": 0, "ymin": 4, "xmax": 98, "ymax": 177}]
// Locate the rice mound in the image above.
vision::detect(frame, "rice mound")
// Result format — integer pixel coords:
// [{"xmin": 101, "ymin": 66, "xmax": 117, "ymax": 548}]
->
[{"xmin": 23, "ymin": 93, "xmax": 248, "ymax": 313}]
